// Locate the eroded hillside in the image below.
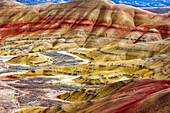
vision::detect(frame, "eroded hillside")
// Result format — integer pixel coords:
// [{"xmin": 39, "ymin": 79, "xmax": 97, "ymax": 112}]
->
[{"xmin": 0, "ymin": 0, "xmax": 169, "ymax": 113}]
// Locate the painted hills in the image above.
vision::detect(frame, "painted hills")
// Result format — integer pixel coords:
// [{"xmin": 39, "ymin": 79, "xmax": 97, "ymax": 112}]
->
[
  {"xmin": 0, "ymin": 0, "xmax": 169, "ymax": 113},
  {"xmin": 0, "ymin": 0, "xmax": 26, "ymax": 9},
  {"xmin": 0, "ymin": 0, "xmax": 169, "ymax": 55}
]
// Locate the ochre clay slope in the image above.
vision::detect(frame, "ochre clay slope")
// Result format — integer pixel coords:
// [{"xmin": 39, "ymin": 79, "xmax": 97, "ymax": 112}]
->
[
  {"xmin": 6, "ymin": 40, "xmax": 170, "ymax": 85},
  {"xmin": 17, "ymin": 79, "xmax": 170, "ymax": 113},
  {"xmin": 7, "ymin": 53, "xmax": 53, "ymax": 66},
  {"xmin": 0, "ymin": 0, "xmax": 169, "ymax": 113},
  {"xmin": 0, "ymin": 0, "xmax": 169, "ymax": 56}
]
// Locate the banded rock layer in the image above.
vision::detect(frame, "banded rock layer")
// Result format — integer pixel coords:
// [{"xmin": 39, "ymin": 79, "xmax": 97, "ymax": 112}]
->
[
  {"xmin": 17, "ymin": 79, "xmax": 170, "ymax": 113},
  {"xmin": 7, "ymin": 53, "xmax": 53, "ymax": 66},
  {"xmin": 8, "ymin": 40, "xmax": 170, "ymax": 85},
  {"xmin": 0, "ymin": 0, "xmax": 169, "ymax": 113},
  {"xmin": 0, "ymin": 0, "xmax": 169, "ymax": 56}
]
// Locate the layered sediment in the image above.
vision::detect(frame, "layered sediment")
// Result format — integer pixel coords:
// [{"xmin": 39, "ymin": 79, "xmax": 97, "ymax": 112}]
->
[
  {"xmin": 0, "ymin": 0, "xmax": 169, "ymax": 56},
  {"xmin": 0, "ymin": 0, "xmax": 169, "ymax": 113}
]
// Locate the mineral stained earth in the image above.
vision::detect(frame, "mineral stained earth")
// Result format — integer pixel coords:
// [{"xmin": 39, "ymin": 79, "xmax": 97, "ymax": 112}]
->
[{"xmin": 0, "ymin": 0, "xmax": 169, "ymax": 113}]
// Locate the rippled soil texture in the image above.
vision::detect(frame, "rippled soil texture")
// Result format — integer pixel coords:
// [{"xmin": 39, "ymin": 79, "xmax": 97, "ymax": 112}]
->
[{"xmin": 0, "ymin": 0, "xmax": 170, "ymax": 113}]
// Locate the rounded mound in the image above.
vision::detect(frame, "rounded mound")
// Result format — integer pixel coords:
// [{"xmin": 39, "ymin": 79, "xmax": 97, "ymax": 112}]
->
[{"xmin": 7, "ymin": 53, "xmax": 53, "ymax": 66}]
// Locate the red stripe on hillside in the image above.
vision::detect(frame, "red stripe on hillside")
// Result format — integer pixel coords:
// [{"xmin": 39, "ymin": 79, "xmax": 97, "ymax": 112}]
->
[
  {"xmin": 0, "ymin": 17, "xmax": 133, "ymax": 39},
  {"xmin": 105, "ymin": 80, "xmax": 170, "ymax": 113},
  {"xmin": 109, "ymin": 79, "xmax": 170, "ymax": 96}
]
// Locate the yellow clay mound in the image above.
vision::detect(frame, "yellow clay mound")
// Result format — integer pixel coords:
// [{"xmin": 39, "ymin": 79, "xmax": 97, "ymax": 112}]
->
[{"xmin": 7, "ymin": 53, "xmax": 53, "ymax": 66}]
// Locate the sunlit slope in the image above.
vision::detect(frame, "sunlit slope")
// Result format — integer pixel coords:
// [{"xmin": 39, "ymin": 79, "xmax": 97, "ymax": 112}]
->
[
  {"xmin": 0, "ymin": 0, "xmax": 169, "ymax": 56},
  {"xmin": 0, "ymin": 0, "xmax": 169, "ymax": 113},
  {"xmin": 0, "ymin": 0, "xmax": 26, "ymax": 9},
  {"xmin": 7, "ymin": 53, "xmax": 53, "ymax": 65},
  {"xmin": 7, "ymin": 40, "xmax": 170, "ymax": 85},
  {"xmin": 17, "ymin": 79, "xmax": 170, "ymax": 113}
]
